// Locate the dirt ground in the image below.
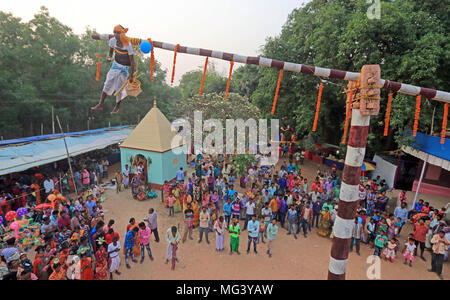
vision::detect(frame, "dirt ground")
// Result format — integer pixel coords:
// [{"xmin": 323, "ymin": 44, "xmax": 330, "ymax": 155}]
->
[{"xmin": 101, "ymin": 160, "xmax": 449, "ymax": 280}]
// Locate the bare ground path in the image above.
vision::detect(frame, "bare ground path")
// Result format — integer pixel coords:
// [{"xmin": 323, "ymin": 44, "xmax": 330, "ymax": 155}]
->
[{"xmin": 102, "ymin": 161, "xmax": 449, "ymax": 280}]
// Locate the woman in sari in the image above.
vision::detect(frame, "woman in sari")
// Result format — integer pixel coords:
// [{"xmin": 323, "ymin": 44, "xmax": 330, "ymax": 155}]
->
[
  {"xmin": 131, "ymin": 176, "xmax": 140, "ymax": 199},
  {"xmin": 80, "ymin": 251, "xmax": 94, "ymax": 280},
  {"xmin": 317, "ymin": 207, "xmax": 331, "ymax": 237},
  {"xmin": 48, "ymin": 262, "xmax": 66, "ymax": 280},
  {"xmin": 95, "ymin": 242, "xmax": 109, "ymax": 280},
  {"xmin": 33, "ymin": 246, "xmax": 49, "ymax": 280},
  {"xmin": 192, "ymin": 200, "xmax": 200, "ymax": 228},
  {"xmin": 126, "ymin": 218, "xmax": 141, "ymax": 258},
  {"xmin": 193, "ymin": 181, "xmax": 202, "ymax": 203}
]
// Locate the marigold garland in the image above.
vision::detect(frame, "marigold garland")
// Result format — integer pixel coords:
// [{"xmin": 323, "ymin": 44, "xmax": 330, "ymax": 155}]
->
[
  {"xmin": 147, "ymin": 38, "xmax": 155, "ymax": 83},
  {"xmin": 224, "ymin": 61, "xmax": 234, "ymax": 100},
  {"xmin": 413, "ymin": 95, "xmax": 421, "ymax": 137},
  {"xmin": 383, "ymin": 93, "xmax": 393, "ymax": 137},
  {"xmin": 312, "ymin": 82, "xmax": 323, "ymax": 132},
  {"xmin": 441, "ymin": 103, "xmax": 448, "ymax": 144},
  {"xmin": 341, "ymin": 90, "xmax": 353, "ymax": 144},
  {"xmin": 199, "ymin": 57, "xmax": 208, "ymax": 95},
  {"xmin": 96, "ymin": 53, "xmax": 101, "ymax": 81},
  {"xmin": 271, "ymin": 69, "xmax": 283, "ymax": 115},
  {"xmin": 171, "ymin": 44, "xmax": 180, "ymax": 85}
]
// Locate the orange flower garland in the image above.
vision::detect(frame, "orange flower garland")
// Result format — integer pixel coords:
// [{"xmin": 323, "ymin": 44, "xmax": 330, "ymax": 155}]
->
[
  {"xmin": 224, "ymin": 61, "xmax": 234, "ymax": 100},
  {"xmin": 312, "ymin": 83, "xmax": 323, "ymax": 132},
  {"xmin": 171, "ymin": 44, "xmax": 180, "ymax": 85},
  {"xmin": 413, "ymin": 95, "xmax": 421, "ymax": 137},
  {"xmin": 383, "ymin": 93, "xmax": 393, "ymax": 136},
  {"xmin": 199, "ymin": 57, "xmax": 208, "ymax": 95},
  {"xmin": 95, "ymin": 53, "xmax": 101, "ymax": 81},
  {"xmin": 341, "ymin": 90, "xmax": 353, "ymax": 144},
  {"xmin": 147, "ymin": 38, "xmax": 155, "ymax": 83},
  {"xmin": 441, "ymin": 103, "xmax": 448, "ymax": 144},
  {"xmin": 271, "ymin": 69, "xmax": 283, "ymax": 115}
]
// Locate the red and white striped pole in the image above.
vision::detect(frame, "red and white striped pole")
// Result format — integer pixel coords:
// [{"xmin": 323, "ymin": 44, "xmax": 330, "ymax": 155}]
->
[{"xmin": 328, "ymin": 65, "xmax": 380, "ymax": 280}]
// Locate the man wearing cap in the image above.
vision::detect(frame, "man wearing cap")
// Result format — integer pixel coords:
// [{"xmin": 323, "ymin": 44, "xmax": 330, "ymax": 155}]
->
[{"xmin": 91, "ymin": 25, "xmax": 135, "ymax": 114}]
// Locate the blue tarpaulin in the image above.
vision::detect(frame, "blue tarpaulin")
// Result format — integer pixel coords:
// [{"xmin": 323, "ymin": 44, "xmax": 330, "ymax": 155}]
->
[
  {"xmin": 0, "ymin": 126, "xmax": 133, "ymax": 175},
  {"xmin": 408, "ymin": 131, "xmax": 449, "ymax": 161}
]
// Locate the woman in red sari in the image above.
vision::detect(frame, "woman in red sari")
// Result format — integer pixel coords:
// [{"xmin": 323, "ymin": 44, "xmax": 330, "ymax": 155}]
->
[
  {"xmin": 126, "ymin": 218, "xmax": 141, "ymax": 258},
  {"xmin": 80, "ymin": 251, "xmax": 94, "ymax": 280},
  {"xmin": 95, "ymin": 242, "xmax": 109, "ymax": 280}
]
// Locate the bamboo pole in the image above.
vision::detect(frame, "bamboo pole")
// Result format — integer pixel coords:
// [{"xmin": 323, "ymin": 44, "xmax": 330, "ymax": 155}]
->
[{"xmin": 56, "ymin": 115, "xmax": 78, "ymax": 196}]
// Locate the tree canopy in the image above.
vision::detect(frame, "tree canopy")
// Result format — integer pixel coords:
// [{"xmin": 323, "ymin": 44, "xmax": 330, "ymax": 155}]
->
[
  {"xmin": 237, "ymin": 0, "xmax": 449, "ymax": 155},
  {"xmin": 0, "ymin": 7, "xmax": 181, "ymax": 139}
]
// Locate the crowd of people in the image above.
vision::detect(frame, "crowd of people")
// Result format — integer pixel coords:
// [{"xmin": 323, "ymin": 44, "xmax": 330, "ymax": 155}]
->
[{"xmin": 1, "ymin": 149, "xmax": 449, "ymax": 280}]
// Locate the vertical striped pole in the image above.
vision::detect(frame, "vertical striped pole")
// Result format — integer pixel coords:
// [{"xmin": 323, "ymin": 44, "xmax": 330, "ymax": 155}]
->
[
  {"xmin": 328, "ymin": 65, "xmax": 380, "ymax": 280},
  {"xmin": 328, "ymin": 108, "xmax": 370, "ymax": 280}
]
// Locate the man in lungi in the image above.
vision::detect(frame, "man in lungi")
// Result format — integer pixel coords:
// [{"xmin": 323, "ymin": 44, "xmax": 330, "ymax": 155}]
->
[{"xmin": 91, "ymin": 25, "xmax": 135, "ymax": 114}]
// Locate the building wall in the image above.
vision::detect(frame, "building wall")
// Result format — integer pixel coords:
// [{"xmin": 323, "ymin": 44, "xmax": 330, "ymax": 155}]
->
[
  {"xmin": 120, "ymin": 147, "xmax": 163, "ymax": 185},
  {"xmin": 415, "ymin": 161, "xmax": 450, "ymax": 188},
  {"xmin": 120, "ymin": 146, "xmax": 186, "ymax": 187},
  {"xmin": 371, "ymin": 154, "xmax": 397, "ymax": 188},
  {"xmin": 161, "ymin": 146, "xmax": 187, "ymax": 184}
]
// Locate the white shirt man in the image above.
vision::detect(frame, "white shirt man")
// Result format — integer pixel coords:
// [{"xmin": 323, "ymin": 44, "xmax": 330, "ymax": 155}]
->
[
  {"xmin": 245, "ymin": 200, "xmax": 256, "ymax": 216},
  {"xmin": 43, "ymin": 178, "xmax": 54, "ymax": 194}
]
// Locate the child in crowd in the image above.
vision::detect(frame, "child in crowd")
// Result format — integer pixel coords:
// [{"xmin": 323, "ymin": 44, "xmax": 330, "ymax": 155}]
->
[
  {"xmin": 258, "ymin": 217, "xmax": 266, "ymax": 244},
  {"xmin": 402, "ymin": 238, "xmax": 417, "ymax": 267}
]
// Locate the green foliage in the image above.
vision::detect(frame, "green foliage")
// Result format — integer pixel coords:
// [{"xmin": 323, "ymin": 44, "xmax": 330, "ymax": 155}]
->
[
  {"xmin": 0, "ymin": 7, "xmax": 181, "ymax": 139},
  {"xmin": 174, "ymin": 92, "xmax": 262, "ymax": 122},
  {"xmin": 178, "ymin": 63, "xmax": 227, "ymax": 99},
  {"xmin": 234, "ymin": 0, "xmax": 449, "ymax": 155},
  {"xmin": 232, "ymin": 154, "xmax": 256, "ymax": 176}
]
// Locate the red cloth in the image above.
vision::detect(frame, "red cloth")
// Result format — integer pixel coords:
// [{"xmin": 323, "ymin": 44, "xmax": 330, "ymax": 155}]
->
[{"xmin": 413, "ymin": 223, "xmax": 429, "ymax": 242}]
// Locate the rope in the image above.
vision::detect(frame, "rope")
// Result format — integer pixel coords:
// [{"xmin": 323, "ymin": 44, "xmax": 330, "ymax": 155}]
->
[
  {"xmin": 312, "ymin": 82, "xmax": 323, "ymax": 132},
  {"xmin": 271, "ymin": 69, "xmax": 283, "ymax": 115},
  {"xmin": 224, "ymin": 61, "xmax": 234, "ymax": 100},
  {"xmin": 171, "ymin": 44, "xmax": 180, "ymax": 85},
  {"xmin": 441, "ymin": 103, "xmax": 448, "ymax": 144},
  {"xmin": 413, "ymin": 95, "xmax": 421, "ymax": 137},
  {"xmin": 383, "ymin": 93, "xmax": 393, "ymax": 137},
  {"xmin": 199, "ymin": 57, "xmax": 208, "ymax": 95}
]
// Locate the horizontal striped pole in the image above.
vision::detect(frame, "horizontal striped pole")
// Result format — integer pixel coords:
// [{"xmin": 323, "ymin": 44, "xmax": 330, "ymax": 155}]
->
[{"xmin": 92, "ymin": 34, "xmax": 450, "ymax": 104}]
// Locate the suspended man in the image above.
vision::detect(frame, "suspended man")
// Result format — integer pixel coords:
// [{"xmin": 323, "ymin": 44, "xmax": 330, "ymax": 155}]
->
[{"xmin": 91, "ymin": 25, "xmax": 135, "ymax": 114}]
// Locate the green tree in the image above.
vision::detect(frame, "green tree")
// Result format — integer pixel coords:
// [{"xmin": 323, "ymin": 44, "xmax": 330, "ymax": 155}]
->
[
  {"xmin": 243, "ymin": 0, "xmax": 449, "ymax": 155},
  {"xmin": 0, "ymin": 7, "xmax": 182, "ymax": 139},
  {"xmin": 178, "ymin": 62, "xmax": 228, "ymax": 99}
]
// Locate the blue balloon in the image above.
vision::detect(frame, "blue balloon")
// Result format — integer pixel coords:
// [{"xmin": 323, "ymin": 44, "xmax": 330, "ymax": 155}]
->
[{"xmin": 140, "ymin": 40, "xmax": 152, "ymax": 54}]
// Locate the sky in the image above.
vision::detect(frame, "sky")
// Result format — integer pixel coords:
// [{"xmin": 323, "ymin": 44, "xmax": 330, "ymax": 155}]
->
[{"xmin": 0, "ymin": 0, "xmax": 308, "ymax": 84}]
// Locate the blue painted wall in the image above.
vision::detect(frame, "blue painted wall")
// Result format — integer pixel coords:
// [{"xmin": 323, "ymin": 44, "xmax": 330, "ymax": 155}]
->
[{"xmin": 120, "ymin": 146, "xmax": 186, "ymax": 185}]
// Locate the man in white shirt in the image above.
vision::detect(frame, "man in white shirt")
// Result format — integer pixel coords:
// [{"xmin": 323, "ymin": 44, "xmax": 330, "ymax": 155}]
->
[
  {"xmin": 43, "ymin": 177, "xmax": 54, "ymax": 200},
  {"xmin": 261, "ymin": 203, "xmax": 272, "ymax": 225},
  {"xmin": 243, "ymin": 198, "xmax": 256, "ymax": 231}
]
